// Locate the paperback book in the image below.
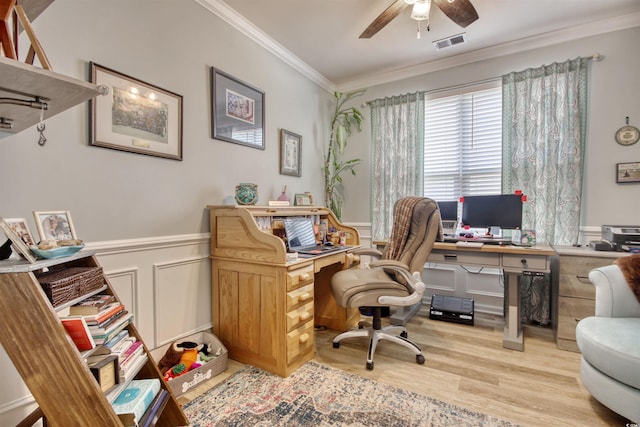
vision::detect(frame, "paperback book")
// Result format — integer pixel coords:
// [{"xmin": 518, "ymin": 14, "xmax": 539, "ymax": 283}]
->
[
  {"xmin": 83, "ymin": 302, "xmax": 124, "ymax": 326},
  {"xmin": 69, "ymin": 294, "xmax": 116, "ymax": 315},
  {"xmin": 92, "ymin": 314, "xmax": 133, "ymax": 345},
  {"xmin": 112, "ymin": 378, "xmax": 160, "ymax": 423},
  {"xmin": 61, "ymin": 317, "xmax": 96, "ymax": 352}
]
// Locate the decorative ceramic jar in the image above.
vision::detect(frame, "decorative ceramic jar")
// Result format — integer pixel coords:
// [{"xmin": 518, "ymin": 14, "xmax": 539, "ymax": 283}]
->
[{"xmin": 235, "ymin": 183, "xmax": 258, "ymax": 205}]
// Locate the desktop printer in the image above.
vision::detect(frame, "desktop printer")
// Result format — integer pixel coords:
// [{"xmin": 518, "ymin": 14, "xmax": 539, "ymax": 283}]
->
[{"xmin": 593, "ymin": 225, "xmax": 640, "ymax": 251}]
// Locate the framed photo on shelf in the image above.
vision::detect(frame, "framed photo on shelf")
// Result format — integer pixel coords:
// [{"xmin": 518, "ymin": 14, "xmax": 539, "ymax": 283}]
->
[
  {"xmin": 90, "ymin": 62, "xmax": 183, "ymax": 160},
  {"xmin": 0, "ymin": 218, "xmax": 37, "ymax": 263},
  {"xmin": 280, "ymin": 129, "xmax": 302, "ymax": 176},
  {"xmin": 616, "ymin": 162, "xmax": 640, "ymax": 183},
  {"xmin": 211, "ymin": 67, "xmax": 265, "ymax": 150},
  {"xmin": 2, "ymin": 218, "xmax": 36, "ymax": 246},
  {"xmin": 33, "ymin": 211, "xmax": 77, "ymax": 242},
  {"xmin": 294, "ymin": 193, "xmax": 312, "ymax": 206}
]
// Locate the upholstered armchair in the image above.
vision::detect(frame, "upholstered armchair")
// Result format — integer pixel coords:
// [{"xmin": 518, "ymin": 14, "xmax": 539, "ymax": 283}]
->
[
  {"xmin": 330, "ymin": 197, "xmax": 441, "ymax": 370},
  {"xmin": 576, "ymin": 259, "xmax": 640, "ymax": 423}
]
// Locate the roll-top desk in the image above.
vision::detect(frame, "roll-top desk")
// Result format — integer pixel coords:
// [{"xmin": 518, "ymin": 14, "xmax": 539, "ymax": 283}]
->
[{"xmin": 208, "ymin": 205, "xmax": 361, "ymax": 377}]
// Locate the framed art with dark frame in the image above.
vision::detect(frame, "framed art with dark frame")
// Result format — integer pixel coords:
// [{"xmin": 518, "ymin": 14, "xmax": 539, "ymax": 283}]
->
[
  {"xmin": 616, "ymin": 162, "xmax": 640, "ymax": 183},
  {"xmin": 211, "ymin": 67, "xmax": 265, "ymax": 149},
  {"xmin": 280, "ymin": 129, "xmax": 302, "ymax": 176},
  {"xmin": 33, "ymin": 211, "xmax": 77, "ymax": 242},
  {"xmin": 90, "ymin": 62, "xmax": 183, "ymax": 160}
]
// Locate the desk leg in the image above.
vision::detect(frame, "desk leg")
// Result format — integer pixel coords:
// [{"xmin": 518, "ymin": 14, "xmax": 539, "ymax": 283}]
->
[{"xmin": 503, "ymin": 272, "xmax": 524, "ymax": 351}]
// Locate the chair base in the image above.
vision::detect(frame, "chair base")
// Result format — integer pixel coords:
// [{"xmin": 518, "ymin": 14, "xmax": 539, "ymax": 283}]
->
[{"xmin": 332, "ymin": 308, "xmax": 425, "ymax": 370}]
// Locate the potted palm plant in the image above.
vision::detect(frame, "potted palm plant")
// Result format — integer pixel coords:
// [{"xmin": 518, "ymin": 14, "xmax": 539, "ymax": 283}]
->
[{"xmin": 324, "ymin": 90, "xmax": 365, "ymax": 220}]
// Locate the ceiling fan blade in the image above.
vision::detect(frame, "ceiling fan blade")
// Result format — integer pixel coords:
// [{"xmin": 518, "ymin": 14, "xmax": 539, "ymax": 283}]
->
[
  {"xmin": 360, "ymin": 0, "xmax": 410, "ymax": 39},
  {"xmin": 433, "ymin": 0, "xmax": 479, "ymax": 28}
]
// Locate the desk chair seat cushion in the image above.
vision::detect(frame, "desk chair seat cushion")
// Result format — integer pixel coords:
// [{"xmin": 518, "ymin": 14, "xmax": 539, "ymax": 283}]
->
[{"xmin": 331, "ymin": 268, "xmax": 409, "ymax": 308}]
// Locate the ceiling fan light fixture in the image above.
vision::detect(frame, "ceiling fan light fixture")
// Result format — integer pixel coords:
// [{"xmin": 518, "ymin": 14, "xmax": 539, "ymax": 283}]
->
[{"xmin": 411, "ymin": 0, "xmax": 431, "ymax": 21}]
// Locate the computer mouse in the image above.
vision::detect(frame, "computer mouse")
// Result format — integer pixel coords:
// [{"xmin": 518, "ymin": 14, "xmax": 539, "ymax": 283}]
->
[{"xmin": 325, "ymin": 241, "xmax": 334, "ymax": 246}]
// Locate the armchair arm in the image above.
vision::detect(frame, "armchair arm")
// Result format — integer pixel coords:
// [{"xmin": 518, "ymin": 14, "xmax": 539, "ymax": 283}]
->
[{"xmin": 588, "ymin": 264, "xmax": 640, "ymax": 318}]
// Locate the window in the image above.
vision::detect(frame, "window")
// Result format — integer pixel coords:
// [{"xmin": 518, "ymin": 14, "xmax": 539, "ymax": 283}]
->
[{"xmin": 423, "ymin": 82, "xmax": 502, "ymax": 202}]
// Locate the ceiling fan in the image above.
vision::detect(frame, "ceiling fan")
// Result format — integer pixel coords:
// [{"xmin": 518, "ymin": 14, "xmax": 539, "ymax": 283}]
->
[{"xmin": 360, "ymin": 0, "xmax": 479, "ymax": 39}]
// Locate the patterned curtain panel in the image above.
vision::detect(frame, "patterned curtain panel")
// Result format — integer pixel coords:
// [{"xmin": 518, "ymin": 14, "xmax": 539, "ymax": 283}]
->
[
  {"xmin": 502, "ymin": 57, "xmax": 589, "ymax": 246},
  {"xmin": 369, "ymin": 93, "xmax": 424, "ymax": 241},
  {"xmin": 520, "ymin": 274, "xmax": 551, "ymax": 326}
]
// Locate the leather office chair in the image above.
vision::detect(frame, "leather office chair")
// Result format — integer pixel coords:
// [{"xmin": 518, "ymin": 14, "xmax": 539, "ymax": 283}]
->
[{"xmin": 330, "ymin": 197, "xmax": 442, "ymax": 370}]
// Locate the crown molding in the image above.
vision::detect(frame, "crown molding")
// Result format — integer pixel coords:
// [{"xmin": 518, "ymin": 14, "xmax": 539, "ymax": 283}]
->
[
  {"xmin": 195, "ymin": 1, "xmax": 640, "ymax": 93},
  {"xmin": 338, "ymin": 12, "xmax": 640, "ymax": 91},
  {"xmin": 194, "ymin": 0, "xmax": 335, "ymax": 93}
]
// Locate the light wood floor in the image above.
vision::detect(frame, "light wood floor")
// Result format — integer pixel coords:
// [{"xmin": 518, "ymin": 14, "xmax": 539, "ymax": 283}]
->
[{"xmin": 179, "ymin": 310, "xmax": 629, "ymax": 427}]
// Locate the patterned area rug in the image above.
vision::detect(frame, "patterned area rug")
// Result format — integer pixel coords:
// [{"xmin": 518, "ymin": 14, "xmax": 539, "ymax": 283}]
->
[{"xmin": 184, "ymin": 361, "xmax": 519, "ymax": 426}]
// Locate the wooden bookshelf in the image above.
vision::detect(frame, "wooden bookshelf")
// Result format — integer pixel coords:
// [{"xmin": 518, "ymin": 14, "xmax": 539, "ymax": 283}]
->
[{"xmin": 0, "ymin": 251, "xmax": 188, "ymax": 426}]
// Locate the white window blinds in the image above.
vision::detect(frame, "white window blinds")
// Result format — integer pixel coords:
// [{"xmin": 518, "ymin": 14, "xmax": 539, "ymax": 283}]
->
[{"xmin": 423, "ymin": 83, "xmax": 502, "ymax": 201}]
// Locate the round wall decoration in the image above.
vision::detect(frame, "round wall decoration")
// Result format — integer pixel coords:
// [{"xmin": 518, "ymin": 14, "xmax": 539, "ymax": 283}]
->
[{"xmin": 615, "ymin": 117, "xmax": 639, "ymax": 146}]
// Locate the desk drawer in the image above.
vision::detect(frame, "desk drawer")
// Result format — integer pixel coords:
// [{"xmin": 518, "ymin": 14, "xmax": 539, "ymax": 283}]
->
[
  {"xmin": 286, "ymin": 283, "xmax": 314, "ymax": 310},
  {"xmin": 502, "ymin": 254, "xmax": 548, "ymax": 271},
  {"xmin": 286, "ymin": 301, "xmax": 314, "ymax": 332},
  {"xmin": 558, "ymin": 274, "xmax": 595, "ymax": 299},
  {"xmin": 286, "ymin": 265, "xmax": 314, "ymax": 292},
  {"xmin": 287, "ymin": 321, "xmax": 314, "ymax": 364},
  {"xmin": 557, "ymin": 296, "xmax": 595, "ymax": 351},
  {"xmin": 428, "ymin": 250, "xmax": 500, "ymax": 267}
]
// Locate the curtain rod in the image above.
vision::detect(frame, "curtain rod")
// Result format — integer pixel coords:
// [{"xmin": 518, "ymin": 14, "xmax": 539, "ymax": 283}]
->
[{"xmin": 363, "ymin": 54, "xmax": 602, "ymax": 106}]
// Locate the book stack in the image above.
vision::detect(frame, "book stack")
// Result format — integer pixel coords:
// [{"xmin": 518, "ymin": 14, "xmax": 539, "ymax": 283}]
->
[
  {"xmin": 69, "ymin": 293, "xmax": 116, "ymax": 315},
  {"xmin": 107, "ymin": 332, "xmax": 146, "ymax": 383},
  {"xmin": 64, "ymin": 299, "xmax": 133, "ymax": 345},
  {"xmin": 113, "ymin": 378, "xmax": 168, "ymax": 427}
]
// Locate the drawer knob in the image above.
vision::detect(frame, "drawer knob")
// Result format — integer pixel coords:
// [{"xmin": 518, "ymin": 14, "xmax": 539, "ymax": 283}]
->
[
  {"xmin": 299, "ymin": 312, "xmax": 311, "ymax": 321},
  {"xmin": 521, "ymin": 258, "xmax": 527, "ymax": 264},
  {"xmin": 299, "ymin": 292, "xmax": 312, "ymax": 301},
  {"xmin": 300, "ymin": 273, "xmax": 311, "ymax": 281},
  {"xmin": 299, "ymin": 333, "xmax": 309, "ymax": 343}
]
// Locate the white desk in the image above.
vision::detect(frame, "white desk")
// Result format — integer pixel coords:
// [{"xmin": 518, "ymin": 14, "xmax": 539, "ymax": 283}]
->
[{"xmin": 427, "ymin": 242, "xmax": 556, "ymax": 351}]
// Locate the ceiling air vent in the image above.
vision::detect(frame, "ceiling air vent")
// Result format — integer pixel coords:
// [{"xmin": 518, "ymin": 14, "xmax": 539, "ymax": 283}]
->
[{"xmin": 433, "ymin": 33, "xmax": 467, "ymax": 50}]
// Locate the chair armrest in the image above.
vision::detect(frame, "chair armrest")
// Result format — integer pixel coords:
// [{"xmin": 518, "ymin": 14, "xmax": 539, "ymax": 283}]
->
[
  {"xmin": 588, "ymin": 264, "xmax": 640, "ymax": 318},
  {"xmin": 368, "ymin": 259, "xmax": 425, "ymax": 307},
  {"xmin": 351, "ymin": 247, "xmax": 383, "ymax": 258}
]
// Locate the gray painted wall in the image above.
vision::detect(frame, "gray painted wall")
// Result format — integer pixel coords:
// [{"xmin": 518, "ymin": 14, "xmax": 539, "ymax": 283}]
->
[
  {"xmin": 0, "ymin": 0, "xmax": 332, "ymax": 242},
  {"xmin": 1, "ymin": 2, "xmax": 639, "ymax": 240},
  {"xmin": 340, "ymin": 27, "xmax": 640, "ymax": 232}
]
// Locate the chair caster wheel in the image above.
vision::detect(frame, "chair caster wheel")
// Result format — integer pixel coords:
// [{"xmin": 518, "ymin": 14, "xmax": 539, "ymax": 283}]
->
[
  {"xmin": 400, "ymin": 331, "xmax": 408, "ymax": 338},
  {"xmin": 366, "ymin": 361, "xmax": 374, "ymax": 370},
  {"xmin": 416, "ymin": 354, "xmax": 425, "ymax": 365},
  {"xmin": 333, "ymin": 342, "xmax": 340, "ymax": 349}
]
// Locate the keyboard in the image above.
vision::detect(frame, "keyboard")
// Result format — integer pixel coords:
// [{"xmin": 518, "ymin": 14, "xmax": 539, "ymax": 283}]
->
[
  {"xmin": 294, "ymin": 245, "xmax": 342, "ymax": 255},
  {"xmin": 456, "ymin": 240, "xmax": 484, "ymax": 248}
]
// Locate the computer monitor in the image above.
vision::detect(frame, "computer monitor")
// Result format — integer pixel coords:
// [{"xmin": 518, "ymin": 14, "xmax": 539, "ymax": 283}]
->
[
  {"xmin": 436, "ymin": 201, "xmax": 458, "ymax": 221},
  {"xmin": 461, "ymin": 194, "xmax": 523, "ymax": 230}
]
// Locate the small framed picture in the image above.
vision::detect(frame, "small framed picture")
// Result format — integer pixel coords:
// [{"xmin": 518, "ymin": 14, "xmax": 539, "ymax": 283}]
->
[
  {"xmin": 280, "ymin": 129, "xmax": 302, "ymax": 177},
  {"xmin": 0, "ymin": 218, "xmax": 37, "ymax": 263},
  {"xmin": 616, "ymin": 162, "xmax": 640, "ymax": 183},
  {"xmin": 33, "ymin": 211, "xmax": 77, "ymax": 242},
  {"xmin": 2, "ymin": 218, "xmax": 36, "ymax": 246},
  {"xmin": 294, "ymin": 193, "xmax": 312, "ymax": 206}
]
